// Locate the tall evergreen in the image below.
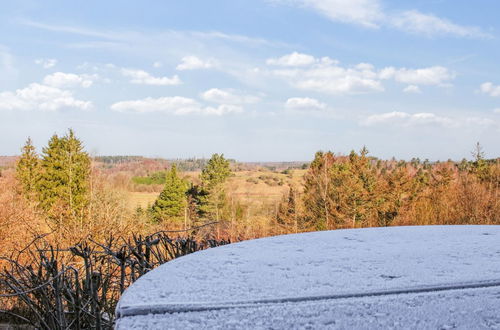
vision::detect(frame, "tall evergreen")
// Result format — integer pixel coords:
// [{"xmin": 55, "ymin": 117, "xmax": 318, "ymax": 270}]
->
[
  {"xmin": 37, "ymin": 130, "xmax": 91, "ymax": 219},
  {"xmin": 199, "ymin": 154, "xmax": 231, "ymax": 221},
  {"xmin": 303, "ymin": 149, "xmax": 378, "ymax": 230},
  {"xmin": 303, "ymin": 151, "xmax": 335, "ymax": 230},
  {"xmin": 276, "ymin": 186, "xmax": 298, "ymax": 232},
  {"xmin": 151, "ymin": 165, "xmax": 188, "ymax": 223},
  {"xmin": 16, "ymin": 137, "xmax": 40, "ymax": 196},
  {"xmin": 471, "ymin": 142, "xmax": 491, "ymax": 182}
]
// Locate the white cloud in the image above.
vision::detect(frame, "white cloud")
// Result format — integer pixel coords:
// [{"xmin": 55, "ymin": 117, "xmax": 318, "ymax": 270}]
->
[
  {"xmin": 35, "ymin": 58, "xmax": 57, "ymax": 69},
  {"xmin": 278, "ymin": 0, "xmax": 383, "ymax": 28},
  {"xmin": 267, "ymin": 53, "xmax": 384, "ymax": 94},
  {"xmin": 480, "ymin": 82, "xmax": 500, "ymax": 97},
  {"xmin": 153, "ymin": 61, "xmax": 162, "ymax": 68},
  {"xmin": 43, "ymin": 72, "xmax": 95, "ymax": 88},
  {"xmin": 391, "ymin": 10, "xmax": 489, "ymax": 39},
  {"xmin": 361, "ymin": 111, "xmax": 456, "ymax": 127},
  {"xmin": 379, "ymin": 66, "xmax": 454, "ymax": 86},
  {"xmin": 275, "ymin": 0, "xmax": 488, "ymax": 38},
  {"xmin": 121, "ymin": 68, "xmax": 181, "ymax": 86},
  {"xmin": 201, "ymin": 88, "xmax": 260, "ymax": 104},
  {"xmin": 0, "ymin": 83, "xmax": 92, "ymax": 111},
  {"xmin": 285, "ymin": 97, "xmax": 327, "ymax": 110},
  {"xmin": 202, "ymin": 104, "xmax": 244, "ymax": 116},
  {"xmin": 176, "ymin": 56, "xmax": 215, "ymax": 71},
  {"xmin": 266, "ymin": 52, "xmax": 316, "ymax": 66},
  {"xmin": 110, "ymin": 96, "xmax": 242, "ymax": 116},
  {"xmin": 360, "ymin": 111, "xmax": 498, "ymax": 129},
  {"xmin": 463, "ymin": 117, "xmax": 497, "ymax": 127},
  {"xmin": 266, "ymin": 53, "xmax": 453, "ymax": 95},
  {"xmin": 403, "ymin": 85, "xmax": 421, "ymax": 94},
  {"xmin": 494, "ymin": 108, "xmax": 500, "ymax": 114}
]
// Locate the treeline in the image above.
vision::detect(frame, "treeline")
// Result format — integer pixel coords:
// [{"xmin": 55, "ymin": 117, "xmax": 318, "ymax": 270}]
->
[
  {"xmin": 9, "ymin": 130, "xmax": 239, "ymax": 242},
  {"xmin": 275, "ymin": 146, "xmax": 499, "ymax": 232},
  {"xmin": 94, "ymin": 155, "xmax": 145, "ymax": 165},
  {"xmin": 132, "ymin": 145, "xmax": 499, "ymax": 239},
  {"xmin": 10, "ymin": 131, "xmax": 500, "ymax": 241}
]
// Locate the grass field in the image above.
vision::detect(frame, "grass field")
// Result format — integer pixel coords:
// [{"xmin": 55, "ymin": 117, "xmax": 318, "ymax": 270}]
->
[
  {"xmin": 127, "ymin": 169, "xmax": 307, "ymax": 210},
  {"xmin": 127, "ymin": 191, "xmax": 159, "ymax": 209}
]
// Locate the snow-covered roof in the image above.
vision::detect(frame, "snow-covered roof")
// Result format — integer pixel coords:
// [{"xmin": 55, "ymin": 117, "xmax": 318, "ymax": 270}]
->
[{"xmin": 116, "ymin": 225, "xmax": 500, "ymax": 329}]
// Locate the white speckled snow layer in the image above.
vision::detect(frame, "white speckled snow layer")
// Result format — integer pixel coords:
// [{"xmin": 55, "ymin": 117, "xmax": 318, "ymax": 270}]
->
[
  {"xmin": 116, "ymin": 225, "xmax": 500, "ymax": 328},
  {"xmin": 116, "ymin": 286, "xmax": 500, "ymax": 329}
]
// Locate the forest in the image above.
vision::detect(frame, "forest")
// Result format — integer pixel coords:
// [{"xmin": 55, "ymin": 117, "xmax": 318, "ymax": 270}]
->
[{"xmin": 0, "ymin": 130, "xmax": 499, "ymax": 328}]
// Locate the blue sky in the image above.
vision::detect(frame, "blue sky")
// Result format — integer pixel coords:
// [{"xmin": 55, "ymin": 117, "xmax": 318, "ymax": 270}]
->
[{"xmin": 0, "ymin": 0, "xmax": 499, "ymax": 161}]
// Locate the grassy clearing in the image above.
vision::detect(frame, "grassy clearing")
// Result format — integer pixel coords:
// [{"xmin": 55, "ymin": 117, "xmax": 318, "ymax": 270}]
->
[
  {"xmin": 127, "ymin": 169, "xmax": 307, "ymax": 210},
  {"xmin": 127, "ymin": 191, "xmax": 158, "ymax": 209}
]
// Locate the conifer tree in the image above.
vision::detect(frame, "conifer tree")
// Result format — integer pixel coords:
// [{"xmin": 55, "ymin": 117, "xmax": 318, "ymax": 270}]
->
[
  {"xmin": 151, "ymin": 165, "xmax": 188, "ymax": 223},
  {"xmin": 303, "ymin": 151, "xmax": 334, "ymax": 230},
  {"xmin": 37, "ymin": 130, "xmax": 91, "ymax": 219},
  {"xmin": 276, "ymin": 186, "xmax": 298, "ymax": 232},
  {"xmin": 471, "ymin": 142, "xmax": 490, "ymax": 182},
  {"xmin": 16, "ymin": 137, "xmax": 40, "ymax": 196},
  {"xmin": 186, "ymin": 184, "xmax": 208, "ymax": 225},
  {"xmin": 199, "ymin": 154, "xmax": 231, "ymax": 222},
  {"xmin": 200, "ymin": 154, "xmax": 231, "ymax": 189},
  {"xmin": 303, "ymin": 149, "xmax": 378, "ymax": 230}
]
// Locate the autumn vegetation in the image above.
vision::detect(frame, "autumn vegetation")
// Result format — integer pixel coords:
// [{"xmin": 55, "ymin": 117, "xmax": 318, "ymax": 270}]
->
[{"xmin": 0, "ymin": 130, "xmax": 499, "ymax": 328}]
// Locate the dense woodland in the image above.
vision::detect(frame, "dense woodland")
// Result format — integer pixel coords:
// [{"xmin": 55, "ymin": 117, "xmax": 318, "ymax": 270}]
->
[{"xmin": 0, "ymin": 130, "xmax": 499, "ymax": 328}]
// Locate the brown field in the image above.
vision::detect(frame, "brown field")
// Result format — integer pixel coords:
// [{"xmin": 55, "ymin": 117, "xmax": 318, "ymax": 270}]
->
[{"xmin": 128, "ymin": 169, "xmax": 307, "ymax": 210}]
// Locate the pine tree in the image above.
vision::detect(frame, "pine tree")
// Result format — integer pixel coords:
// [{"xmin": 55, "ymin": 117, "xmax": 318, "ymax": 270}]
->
[
  {"xmin": 37, "ymin": 130, "xmax": 91, "ymax": 219},
  {"xmin": 186, "ymin": 184, "xmax": 208, "ymax": 226},
  {"xmin": 276, "ymin": 186, "xmax": 298, "ymax": 232},
  {"xmin": 303, "ymin": 151, "xmax": 335, "ymax": 230},
  {"xmin": 200, "ymin": 153, "xmax": 231, "ymax": 189},
  {"xmin": 303, "ymin": 149, "xmax": 377, "ymax": 230},
  {"xmin": 199, "ymin": 154, "xmax": 231, "ymax": 222},
  {"xmin": 471, "ymin": 142, "xmax": 490, "ymax": 182},
  {"xmin": 16, "ymin": 137, "xmax": 40, "ymax": 196},
  {"xmin": 151, "ymin": 165, "xmax": 188, "ymax": 223}
]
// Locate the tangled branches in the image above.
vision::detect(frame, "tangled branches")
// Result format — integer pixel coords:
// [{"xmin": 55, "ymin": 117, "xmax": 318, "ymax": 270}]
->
[{"xmin": 0, "ymin": 225, "xmax": 230, "ymax": 329}]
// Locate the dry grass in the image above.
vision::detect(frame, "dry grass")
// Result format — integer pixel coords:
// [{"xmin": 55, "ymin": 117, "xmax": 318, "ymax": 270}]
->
[
  {"xmin": 127, "ymin": 169, "xmax": 307, "ymax": 210},
  {"xmin": 127, "ymin": 192, "xmax": 159, "ymax": 210}
]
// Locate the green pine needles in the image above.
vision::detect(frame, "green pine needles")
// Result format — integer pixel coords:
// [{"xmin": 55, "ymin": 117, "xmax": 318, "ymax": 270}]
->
[
  {"xmin": 16, "ymin": 129, "xmax": 91, "ymax": 222},
  {"xmin": 151, "ymin": 165, "xmax": 188, "ymax": 223},
  {"xmin": 16, "ymin": 137, "xmax": 40, "ymax": 196}
]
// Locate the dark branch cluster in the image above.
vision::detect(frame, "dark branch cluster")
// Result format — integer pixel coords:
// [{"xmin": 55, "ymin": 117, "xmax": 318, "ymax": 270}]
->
[{"xmin": 0, "ymin": 225, "xmax": 230, "ymax": 329}]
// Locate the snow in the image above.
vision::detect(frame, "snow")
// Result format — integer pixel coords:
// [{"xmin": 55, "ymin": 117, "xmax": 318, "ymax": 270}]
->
[{"xmin": 116, "ymin": 225, "xmax": 500, "ymax": 329}]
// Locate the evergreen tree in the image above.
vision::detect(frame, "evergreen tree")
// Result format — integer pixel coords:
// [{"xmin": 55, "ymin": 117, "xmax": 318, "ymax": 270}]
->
[
  {"xmin": 186, "ymin": 184, "xmax": 209, "ymax": 225},
  {"xmin": 37, "ymin": 130, "xmax": 91, "ymax": 219},
  {"xmin": 16, "ymin": 137, "xmax": 40, "ymax": 196},
  {"xmin": 303, "ymin": 151, "xmax": 335, "ymax": 230},
  {"xmin": 199, "ymin": 154, "xmax": 231, "ymax": 221},
  {"xmin": 376, "ymin": 165, "xmax": 412, "ymax": 227},
  {"xmin": 200, "ymin": 153, "xmax": 231, "ymax": 189},
  {"xmin": 303, "ymin": 149, "xmax": 377, "ymax": 230},
  {"xmin": 471, "ymin": 142, "xmax": 490, "ymax": 182},
  {"xmin": 151, "ymin": 165, "xmax": 188, "ymax": 223},
  {"xmin": 276, "ymin": 186, "xmax": 298, "ymax": 232}
]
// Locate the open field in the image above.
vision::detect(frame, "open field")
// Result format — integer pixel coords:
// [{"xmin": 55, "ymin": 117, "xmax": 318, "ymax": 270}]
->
[{"xmin": 128, "ymin": 169, "xmax": 307, "ymax": 210}]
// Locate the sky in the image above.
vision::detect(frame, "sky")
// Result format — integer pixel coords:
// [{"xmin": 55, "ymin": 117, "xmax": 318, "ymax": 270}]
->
[{"xmin": 0, "ymin": 0, "xmax": 499, "ymax": 161}]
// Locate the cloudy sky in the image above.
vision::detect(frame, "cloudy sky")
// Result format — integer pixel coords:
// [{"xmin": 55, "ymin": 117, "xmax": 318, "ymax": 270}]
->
[{"xmin": 1, "ymin": 0, "xmax": 499, "ymax": 161}]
